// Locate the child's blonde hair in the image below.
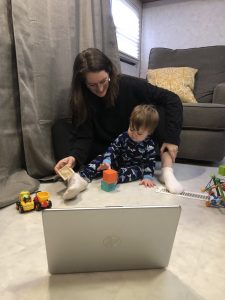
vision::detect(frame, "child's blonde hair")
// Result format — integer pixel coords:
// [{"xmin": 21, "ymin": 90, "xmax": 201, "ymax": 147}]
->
[{"xmin": 129, "ymin": 104, "xmax": 159, "ymax": 134}]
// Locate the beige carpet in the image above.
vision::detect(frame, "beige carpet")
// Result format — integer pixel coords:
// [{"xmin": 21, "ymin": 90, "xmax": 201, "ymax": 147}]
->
[{"xmin": 1, "ymin": 162, "xmax": 225, "ymax": 300}]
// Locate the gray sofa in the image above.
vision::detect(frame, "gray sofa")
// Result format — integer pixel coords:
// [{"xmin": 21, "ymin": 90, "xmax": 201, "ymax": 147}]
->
[{"xmin": 148, "ymin": 46, "xmax": 225, "ymax": 162}]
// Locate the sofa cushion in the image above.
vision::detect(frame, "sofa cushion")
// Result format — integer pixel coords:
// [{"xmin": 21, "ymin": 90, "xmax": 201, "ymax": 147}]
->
[
  {"xmin": 177, "ymin": 130, "xmax": 225, "ymax": 161},
  {"xmin": 148, "ymin": 46, "xmax": 225, "ymax": 103},
  {"xmin": 213, "ymin": 83, "xmax": 225, "ymax": 105},
  {"xmin": 183, "ymin": 103, "xmax": 225, "ymax": 130},
  {"xmin": 147, "ymin": 67, "xmax": 198, "ymax": 103}
]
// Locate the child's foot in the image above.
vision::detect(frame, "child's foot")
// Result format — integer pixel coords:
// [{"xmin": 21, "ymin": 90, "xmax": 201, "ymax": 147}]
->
[
  {"xmin": 63, "ymin": 173, "xmax": 88, "ymax": 200},
  {"xmin": 159, "ymin": 167, "xmax": 184, "ymax": 194}
]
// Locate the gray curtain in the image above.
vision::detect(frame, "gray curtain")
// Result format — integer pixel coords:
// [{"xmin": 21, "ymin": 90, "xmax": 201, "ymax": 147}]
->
[{"xmin": 0, "ymin": 0, "xmax": 120, "ymax": 208}]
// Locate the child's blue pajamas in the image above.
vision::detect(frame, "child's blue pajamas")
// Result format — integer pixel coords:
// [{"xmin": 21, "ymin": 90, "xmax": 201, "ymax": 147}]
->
[{"xmin": 79, "ymin": 131, "xmax": 156, "ymax": 183}]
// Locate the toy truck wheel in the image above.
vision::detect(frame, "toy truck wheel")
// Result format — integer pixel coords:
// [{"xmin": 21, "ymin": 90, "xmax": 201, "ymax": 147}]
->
[
  {"xmin": 19, "ymin": 205, "xmax": 24, "ymax": 213},
  {"xmin": 47, "ymin": 200, "xmax": 52, "ymax": 208},
  {"xmin": 16, "ymin": 202, "xmax": 20, "ymax": 210},
  {"xmin": 35, "ymin": 202, "xmax": 42, "ymax": 211}
]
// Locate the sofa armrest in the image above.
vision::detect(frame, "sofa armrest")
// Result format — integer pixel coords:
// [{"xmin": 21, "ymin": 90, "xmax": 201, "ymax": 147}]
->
[{"xmin": 213, "ymin": 83, "xmax": 225, "ymax": 104}]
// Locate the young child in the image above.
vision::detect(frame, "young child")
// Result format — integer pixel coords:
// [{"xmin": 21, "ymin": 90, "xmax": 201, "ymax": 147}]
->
[{"xmin": 63, "ymin": 104, "xmax": 159, "ymax": 200}]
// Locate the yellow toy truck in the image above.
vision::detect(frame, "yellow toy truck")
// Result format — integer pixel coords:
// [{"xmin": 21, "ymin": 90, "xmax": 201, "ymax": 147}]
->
[{"xmin": 16, "ymin": 191, "xmax": 35, "ymax": 213}]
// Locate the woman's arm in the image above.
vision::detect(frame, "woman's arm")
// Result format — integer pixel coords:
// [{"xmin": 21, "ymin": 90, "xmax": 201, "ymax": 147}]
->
[
  {"xmin": 52, "ymin": 118, "xmax": 94, "ymax": 171},
  {"xmin": 70, "ymin": 119, "xmax": 94, "ymax": 165},
  {"xmin": 119, "ymin": 76, "xmax": 183, "ymax": 146},
  {"xmin": 143, "ymin": 80, "xmax": 183, "ymax": 146}
]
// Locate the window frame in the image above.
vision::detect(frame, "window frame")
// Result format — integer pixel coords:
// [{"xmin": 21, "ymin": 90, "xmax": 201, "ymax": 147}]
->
[{"xmin": 111, "ymin": 0, "xmax": 142, "ymax": 65}]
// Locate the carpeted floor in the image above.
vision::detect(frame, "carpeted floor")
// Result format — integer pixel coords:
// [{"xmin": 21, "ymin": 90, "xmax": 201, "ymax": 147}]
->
[{"xmin": 1, "ymin": 159, "xmax": 225, "ymax": 300}]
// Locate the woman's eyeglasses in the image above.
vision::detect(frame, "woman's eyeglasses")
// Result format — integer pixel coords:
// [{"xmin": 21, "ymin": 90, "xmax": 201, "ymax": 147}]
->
[{"xmin": 86, "ymin": 77, "xmax": 110, "ymax": 90}]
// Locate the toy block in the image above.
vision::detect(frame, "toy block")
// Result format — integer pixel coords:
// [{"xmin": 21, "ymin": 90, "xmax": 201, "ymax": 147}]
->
[
  {"xmin": 101, "ymin": 180, "xmax": 117, "ymax": 192},
  {"xmin": 103, "ymin": 169, "xmax": 118, "ymax": 184},
  {"xmin": 58, "ymin": 165, "xmax": 74, "ymax": 181},
  {"xmin": 218, "ymin": 165, "xmax": 225, "ymax": 176}
]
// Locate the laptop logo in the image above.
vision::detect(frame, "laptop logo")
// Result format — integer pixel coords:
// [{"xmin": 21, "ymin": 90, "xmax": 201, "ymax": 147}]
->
[{"xmin": 103, "ymin": 235, "xmax": 121, "ymax": 248}]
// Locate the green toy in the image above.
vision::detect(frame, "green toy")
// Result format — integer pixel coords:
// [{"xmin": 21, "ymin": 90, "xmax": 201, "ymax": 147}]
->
[
  {"xmin": 101, "ymin": 180, "xmax": 117, "ymax": 192},
  {"xmin": 218, "ymin": 165, "xmax": 225, "ymax": 176}
]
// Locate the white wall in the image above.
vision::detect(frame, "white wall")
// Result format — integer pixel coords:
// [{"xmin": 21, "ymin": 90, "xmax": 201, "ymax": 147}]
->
[{"xmin": 140, "ymin": 0, "xmax": 225, "ymax": 77}]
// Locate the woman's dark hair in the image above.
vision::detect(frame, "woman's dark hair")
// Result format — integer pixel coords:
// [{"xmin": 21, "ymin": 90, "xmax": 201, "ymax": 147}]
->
[{"xmin": 69, "ymin": 48, "xmax": 119, "ymax": 126}]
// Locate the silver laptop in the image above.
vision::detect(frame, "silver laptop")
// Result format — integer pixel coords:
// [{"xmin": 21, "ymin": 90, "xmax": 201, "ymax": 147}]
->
[{"xmin": 42, "ymin": 205, "xmax": 181, "ymax": 274}]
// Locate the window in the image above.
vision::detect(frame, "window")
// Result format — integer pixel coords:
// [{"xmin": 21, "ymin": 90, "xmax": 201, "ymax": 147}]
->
[{"xmin": 111, "ymin": 0, "xmax": 141, "ymax": 62}]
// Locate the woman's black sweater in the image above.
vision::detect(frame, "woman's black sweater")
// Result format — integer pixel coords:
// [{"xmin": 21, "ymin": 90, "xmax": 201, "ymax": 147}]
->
[{"xmin": 68, "ymin": 75, "xmax": 183, "ymax": 165}]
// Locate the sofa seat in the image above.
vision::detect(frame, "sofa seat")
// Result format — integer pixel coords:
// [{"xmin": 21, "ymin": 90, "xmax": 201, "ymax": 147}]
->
[{"xmin": 183, "ymin": 103, "xmax": 225, "ymax": 130}]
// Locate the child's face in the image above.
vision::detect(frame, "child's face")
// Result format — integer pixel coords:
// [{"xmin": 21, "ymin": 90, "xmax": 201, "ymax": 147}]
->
[{"xmin": 128, "ymin": 126, "xmax": 150, "ymax": 143}]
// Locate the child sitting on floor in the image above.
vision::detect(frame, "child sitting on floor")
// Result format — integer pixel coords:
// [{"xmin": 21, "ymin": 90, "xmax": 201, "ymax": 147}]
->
[{"xmin": 62, "ymin": 104, "xmax": 160, "ymax": 200}]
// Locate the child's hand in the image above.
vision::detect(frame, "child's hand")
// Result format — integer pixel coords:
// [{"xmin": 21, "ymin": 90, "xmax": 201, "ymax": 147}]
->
[
  {"xmin": 139, "ymin": 178, "xmax": 156, "ymax": 188},
  {"xmin": 97, "ymin": 162, "xmax": 111, "ymax": 171}
]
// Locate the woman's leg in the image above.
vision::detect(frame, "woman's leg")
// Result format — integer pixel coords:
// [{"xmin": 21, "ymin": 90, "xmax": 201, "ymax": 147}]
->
[
  {"xmin": 160, "ymin": 151, "xmax": 184, "ymax": 194},
  {"xmin": 154, "ymin": 107, "xmax": 184, "ymax": 194},
  {"xmin": 52, "ymin": 118, "xmax": 108, "ymax": 169}
]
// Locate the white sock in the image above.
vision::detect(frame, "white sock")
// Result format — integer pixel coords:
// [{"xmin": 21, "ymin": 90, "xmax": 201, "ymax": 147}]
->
[
  {"xmin": 160, "ymin": 167, "xmax": 184, "ymax": 194},
  {"xmin": 63, "ymin": 173, "xmax": 88, "ymax": 200}
]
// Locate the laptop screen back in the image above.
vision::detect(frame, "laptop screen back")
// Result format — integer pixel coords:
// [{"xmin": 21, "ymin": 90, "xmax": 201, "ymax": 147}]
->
[{"xmin": 42, "ymin": 205, "xmax": 181, "ymax": 274}]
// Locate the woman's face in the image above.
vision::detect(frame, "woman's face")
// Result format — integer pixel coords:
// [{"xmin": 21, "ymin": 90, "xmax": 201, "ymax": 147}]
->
[{"xmin": 85, "ymin": 71, "xmax": 110, "ymax": 98}]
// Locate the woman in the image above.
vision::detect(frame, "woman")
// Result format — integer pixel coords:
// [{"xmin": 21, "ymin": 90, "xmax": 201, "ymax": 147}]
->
[{"xmin": 52, "ymin": 48, "xmax": 184, "ymax": 194}]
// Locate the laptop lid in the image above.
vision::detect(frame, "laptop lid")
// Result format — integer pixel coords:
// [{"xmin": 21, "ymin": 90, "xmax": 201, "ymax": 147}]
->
[{"xmin": 42, "ymin": 205, "xmax": 181, "ymax": 274}]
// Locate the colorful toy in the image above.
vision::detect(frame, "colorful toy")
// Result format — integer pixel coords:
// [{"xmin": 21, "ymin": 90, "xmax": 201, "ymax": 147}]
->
[
  {"xmin": 101, "ymin": 169, "xmax": 118, "ymax": 192},
  {"xmin": 201, "ymin": 173, "xmax": 225, "ymax": 208},
  {"xmin": 33, "ymin": 191, "xmax": 52, "ymax": 211},
  {"xmin": 16, "ymin": 191, "xmax": 35, "ymax": 213},
  {"xmin": 218, "ymin": 165, "xmax": 225, "ymax": 176},
  {"xmin": 16, "ymin": 190, "xmax": 52, "ymax": 213}
]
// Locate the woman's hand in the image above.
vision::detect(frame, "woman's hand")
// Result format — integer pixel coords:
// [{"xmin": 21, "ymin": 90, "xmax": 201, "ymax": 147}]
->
[
  {"xmin": 139, "ymin": 179, "xmax": 156, "ymax": 188},
  {"xmin": 160, "ymin": 143, "xmax": 178, "ymax": 163},
  {"xmin": 54, "ymin": 156, "xmax": 76, "ymax": 174},
  {"xmin": 97, "ymin": 162, "xmax": 111, "ymax": 171}
]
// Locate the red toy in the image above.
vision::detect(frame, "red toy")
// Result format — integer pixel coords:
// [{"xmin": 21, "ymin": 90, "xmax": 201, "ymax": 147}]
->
[{"xmin": 33, "ymin": 191, "xmax": 52, "ymax": 211}]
